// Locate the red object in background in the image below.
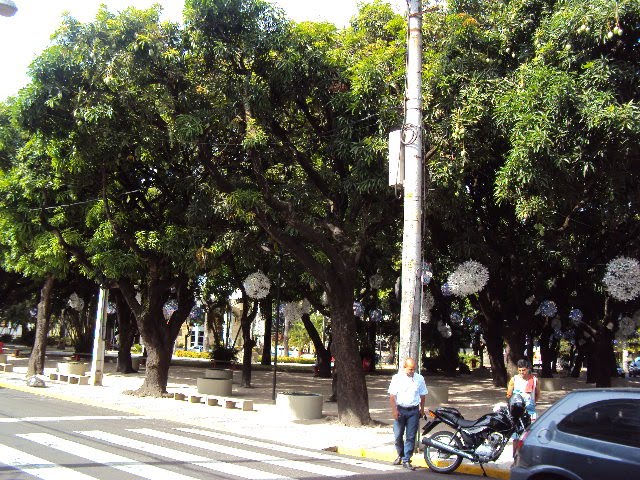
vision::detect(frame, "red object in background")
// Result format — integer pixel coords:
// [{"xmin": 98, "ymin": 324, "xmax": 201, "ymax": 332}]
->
[
  {"xmin": 362, "ymin": 357, "xmax": 372, "ymax": 372},
  {"xmin": 0, "ymin": 342, "xmax": 4, "ymax": 354}
]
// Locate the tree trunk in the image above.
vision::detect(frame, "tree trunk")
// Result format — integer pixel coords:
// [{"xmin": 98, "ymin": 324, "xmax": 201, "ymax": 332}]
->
[
  {"xmin": 119, "ymin": 272, "xmax": 194, "ymax": 397},
  {"xmin": 240, "ymin": 308, "xmax": 255, "ymax": 388},
  {"xmin": 26, "ymin": 274, "xmax": 55, "ymax": 376},
  {"xmin": 283, "ymin": 316, "xmax": 290, "ymax": 357},
  {"xmin": 477, "ymin": 291, "xmax": 508, "ymax": 387},
  {"xmin": 329, "ymin": 288, "xmax": 371, "ymax": 426},
  {"xmin": 114, "ymin": 289, "xmax": 137, "ymax": 373},
  {"xmin": 260, "ymin": 297, "xmax": 273, "ymax": 365},
  {"xmin": 539, "ymin": 323, "xmax": 554, "ymax": 377},
  {"xmin": 593, "ymin": 325, "xmax": 613, "ymax": 387},
  {"xmin": 301, "ymin": 312, "xmax": 331, "ymax": 378}
]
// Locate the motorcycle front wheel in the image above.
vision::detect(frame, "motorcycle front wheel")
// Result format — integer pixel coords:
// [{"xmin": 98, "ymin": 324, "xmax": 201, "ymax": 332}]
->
[{"xmin": 423, "ymin": 430, "xmax": 463, "ymax": 474}]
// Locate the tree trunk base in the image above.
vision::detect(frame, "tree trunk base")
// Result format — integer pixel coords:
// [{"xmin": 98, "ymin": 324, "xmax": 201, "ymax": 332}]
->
[{"xmin": 124, "ymin": 387, "xmax": 170, "ymax": 398}]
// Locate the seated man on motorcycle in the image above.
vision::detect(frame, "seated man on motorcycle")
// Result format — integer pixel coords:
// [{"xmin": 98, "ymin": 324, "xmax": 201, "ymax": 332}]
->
[{"xmin": 506, "ymin": 359, "xmax": 540, "ymax": 421}]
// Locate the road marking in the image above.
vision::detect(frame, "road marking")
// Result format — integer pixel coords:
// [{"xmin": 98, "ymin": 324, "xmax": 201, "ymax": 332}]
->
[
  {"xmin": 132, "ymin": 428, "xmax": 358, "ymax": 477},
  {"xmin": 78, "ymin": 430, "xmax": 293, "ymax": 480},
  {"xmin": 1, "ymin": 445, "xmax": 98, "ymax": 480},
  {"xmin": 0, "ymin": 415, "xmax": 143, "ymax": 423},
  {"xmin": 18, "ymin": 432, "xmax": 200, "ymax": 480},
  {"xmin": 176, "ymin": 427, "xmax": 397, "ymax": 472}
]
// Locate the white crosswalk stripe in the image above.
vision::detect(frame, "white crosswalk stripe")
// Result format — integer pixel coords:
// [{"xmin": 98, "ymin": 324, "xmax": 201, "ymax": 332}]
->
[
  {"xmin": 3, "ymin": 427, "xmax": 393, "ymax": 480},
  {"xmin": 1, "ymin": 445, "xmax": 97, "ymax": 480},
  {"xmin": 78, "ymin": 430, "xmax": 294, "ymax": 480},
  {"xmin": 18, "ymin": 432, "xmax": 201, "ymax": 480},
  {"xmin": 130, "ymin": 428, "xmax": 359, "ymax": 477},
  {"xmin": 176, "ymin": 427, "xmax": 397, "ymax": 472}
]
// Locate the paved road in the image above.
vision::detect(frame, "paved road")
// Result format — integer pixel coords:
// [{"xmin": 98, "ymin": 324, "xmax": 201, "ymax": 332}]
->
[{"xmin": 0, "ymin": 389, "xmax": 480, "ymax": 480}]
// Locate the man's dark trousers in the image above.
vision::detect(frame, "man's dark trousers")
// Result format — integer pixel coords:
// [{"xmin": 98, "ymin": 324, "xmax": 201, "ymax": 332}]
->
[{"xmin": 394, "ymin": 405, "xmax": 420, "ymax": 462}]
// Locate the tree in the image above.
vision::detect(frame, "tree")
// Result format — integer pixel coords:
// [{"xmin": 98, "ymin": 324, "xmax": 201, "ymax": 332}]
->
[{"xmin": 184, "ymin": 0, "xmax": 406, "ymax": 425}]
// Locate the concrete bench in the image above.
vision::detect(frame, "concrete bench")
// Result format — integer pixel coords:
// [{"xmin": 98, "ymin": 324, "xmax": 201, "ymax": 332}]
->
[
  {"xmin": 0, "ymin": 363, "xmax": 14, "ymax": 373},
  {"xmin": 49, "ymin": 372, "xmax": 90, "ymax": 385}
]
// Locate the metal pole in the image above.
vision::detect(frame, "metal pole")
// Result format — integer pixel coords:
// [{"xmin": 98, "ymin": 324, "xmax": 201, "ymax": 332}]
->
[
  {"xmin": 399, "ymin": 0, "xmax": 423, "ymax": 366},
  {"xmin": 271, "ymin": 250, "xmax": 283, "ymax": 401},
  {"xmin": 90, "ymin": 286, "xmax": 108, "ymax": 386}
]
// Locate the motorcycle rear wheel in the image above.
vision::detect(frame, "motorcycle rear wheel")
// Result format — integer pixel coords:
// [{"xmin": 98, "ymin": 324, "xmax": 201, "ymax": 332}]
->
[{"xmin": 424, "ymin": 430, "xmax": 463, "ymax": 474}]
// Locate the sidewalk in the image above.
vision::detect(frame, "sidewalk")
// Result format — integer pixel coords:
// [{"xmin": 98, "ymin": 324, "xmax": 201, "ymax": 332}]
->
[{"xmin": 2, "ymin": 351, "xmax": 630, "ymax": 479}]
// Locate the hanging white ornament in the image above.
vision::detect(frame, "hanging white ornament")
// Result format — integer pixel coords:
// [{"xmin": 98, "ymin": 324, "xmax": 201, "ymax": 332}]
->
[
  {"xmin": 422, "ymin": 291, "xmax": 435, "ymax": 311},
  {"xmin": 603, "ymin": 256, "xmax": 640, "ymax": 302},
  {"xmin": 441, "ymin": 283, "xmax": 453, "ymax": 296},
  {"xmin": 568, "ymin": 308, "xmax": 583, "ymax": 325},
  {"xmin": 525, "ymin": 295, "xmax": 535, "ymax": 306},
  {"xmin": 243, "ymin": 271, "xmax": 271, "ymax": 300},
  {"xmin": 537, "ymin": 300, "xmax": 557, "ymax": 318},
  {"xmin": 420, "ymin": 262, "xmax": 433, "ymax": 285},
  {"xmin": 135, "ymin": 292, "xmax": 142, "ymax": 303},
  {"xmin": 450, "ymin": 312, "xmax": 463, "ymax": 325},
  {"xmin": 370, "ymin": 309, "xmax": 383, "ymax": 322},
  {"xmin": 353, "ymin": 301, "xmax": 364, "ymax": 317},
  {"xmin": 68, "ymin": 293, "xmax": 84, "ymax": 312},
  {"xmin": 299, "ymin": 298, "xmax": 312, "ymax": 315},
  {"xmin": 283, "ymin": 302, "xmax": 303, "ymax": 323},
  {"xmin": 321, "ymin": 291, "xmax": 329, "ymax": 306},
  {"xmin": 107, "ymin": 302, "xmax": 116, "ymax": 315},
  {"xmin": 619, "ymin": 316, "xmax": 636, "ymax": 336},
  {"xmin": 447, "ymin": 260, "xmax": 489, "ymax": 297},
  {"xmin": 162, "ymin": 299, "xmax": 178, "ymax": 320},
  {"xmin": 369, "ymin": 274, "xmax": 384, "ymax": 290}
]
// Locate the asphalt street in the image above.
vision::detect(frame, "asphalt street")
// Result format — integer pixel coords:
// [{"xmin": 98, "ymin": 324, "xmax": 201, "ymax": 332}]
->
[{"xmin": 0, "ymin": 388, "xmax": 477, "ymax": 480}]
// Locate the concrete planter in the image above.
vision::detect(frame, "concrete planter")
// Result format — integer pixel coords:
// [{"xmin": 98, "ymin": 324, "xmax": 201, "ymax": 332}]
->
[
  {"xmin": 425, "ymin": 386, "xmax": 449, "ymax": 406},
  {"xmin": 57, "ymin": 362, "xmax": 87, "ymax": 376},
  {"xmin": 204, "ymin": 368, "xmax": 233, "ymax": 380},
  {"xmin": 0, "ymin": 354, "xmax": 7, "ymax": 363},
  {"xmin": 276, "ymin": 392, "xmax": 323, "ymax": 420},
  {"xmin": 197, "ymin": 377, "xmax": 232, "ymax": 396}
]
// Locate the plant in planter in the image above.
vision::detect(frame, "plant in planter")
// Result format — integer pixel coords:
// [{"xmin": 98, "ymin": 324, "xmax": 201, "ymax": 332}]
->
[{"xmin": 210, "ymin": 345, "xmax": 238, "ymax": 367}]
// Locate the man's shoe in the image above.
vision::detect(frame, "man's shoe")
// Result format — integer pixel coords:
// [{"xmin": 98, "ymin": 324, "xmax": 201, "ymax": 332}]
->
[
  {"xmin": 392, "ymin": 456, "xmax": 402, "ymax": 465},
  {"xmin": 402, "ymin": 462, "xmax": 415, "ymax": 471}
]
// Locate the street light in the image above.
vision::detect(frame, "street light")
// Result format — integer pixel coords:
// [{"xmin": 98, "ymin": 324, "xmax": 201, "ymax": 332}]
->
[{"xmin": 0, "ymin": 0, "xmax": 17, "ymax": 17}]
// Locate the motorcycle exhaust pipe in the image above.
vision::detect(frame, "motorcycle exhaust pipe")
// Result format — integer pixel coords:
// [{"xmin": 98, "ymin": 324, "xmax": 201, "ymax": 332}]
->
[{"xmin": 421, "ymin": 438, "xmax": 475, "ymax": 461}]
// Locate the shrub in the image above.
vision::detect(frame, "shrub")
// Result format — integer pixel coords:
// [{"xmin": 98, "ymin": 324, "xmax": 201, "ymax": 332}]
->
[
  {"xmin": 131, "ymin": 343, "xmax": 142, "ymax": 354},
  {"xmin": 257, "ymin": 355, "xmax": 315, "ymax": 364},
  {"xmin": 210, "ymin": 345, "xmax": 238, "ymax": 363},
  {"xmin": 175, "ymin": 349, "xmax": 211, "ymax": 359}
]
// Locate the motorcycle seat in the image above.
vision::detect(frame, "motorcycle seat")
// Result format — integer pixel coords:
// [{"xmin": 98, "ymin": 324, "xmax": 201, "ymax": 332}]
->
[{"xmin": 455, "ymin": 418, "xmax": 479, "ymax": 428}]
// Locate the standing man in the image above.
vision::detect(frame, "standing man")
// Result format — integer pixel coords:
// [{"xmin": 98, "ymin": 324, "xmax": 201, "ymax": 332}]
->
[{"xmin": 388, "ymin": 357, "xmax": 428, "ymax": 470}]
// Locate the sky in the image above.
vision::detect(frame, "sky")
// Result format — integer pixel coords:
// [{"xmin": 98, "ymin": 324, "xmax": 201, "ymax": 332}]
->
[{"xmin": 0, "ymin": 0, "xmax": 406, "ymax": 101}]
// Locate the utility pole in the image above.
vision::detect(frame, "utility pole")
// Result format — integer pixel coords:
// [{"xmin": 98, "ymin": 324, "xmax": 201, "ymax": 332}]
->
[
  {"xmin": 90, "ymin": 286, "xmax": 108, "ymax": 386},
  {"xmin": 399, "ymin": 0, "xmax": 423, "ymax": 367}
]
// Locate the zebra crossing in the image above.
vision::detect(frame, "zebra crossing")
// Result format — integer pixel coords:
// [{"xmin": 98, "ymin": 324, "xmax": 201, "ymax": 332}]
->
[{"xmin": 2, "ymin": 425, "xmax": 397, "ymax": 480}]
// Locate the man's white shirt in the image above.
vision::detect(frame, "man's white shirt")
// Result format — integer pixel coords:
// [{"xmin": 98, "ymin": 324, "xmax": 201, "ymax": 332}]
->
[{"xmin": 388, "ymin": 371, "xmax": 428, "ymax": 407}]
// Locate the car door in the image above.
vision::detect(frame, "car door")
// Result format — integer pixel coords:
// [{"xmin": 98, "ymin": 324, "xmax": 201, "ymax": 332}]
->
[{"xmin": 554, "ymin": 398, "xmax": 640, "ymax": 478}]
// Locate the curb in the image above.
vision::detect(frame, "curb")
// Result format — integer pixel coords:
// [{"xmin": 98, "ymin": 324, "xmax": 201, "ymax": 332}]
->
[{"xmin": 336, "ymin": 446, "xmax": 510, "ymax": 479}]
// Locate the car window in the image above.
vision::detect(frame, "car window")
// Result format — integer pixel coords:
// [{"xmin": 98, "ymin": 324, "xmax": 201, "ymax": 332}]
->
[{"xmin": 558, "ymin": 399, "xmax": 640, "ymax": 448}]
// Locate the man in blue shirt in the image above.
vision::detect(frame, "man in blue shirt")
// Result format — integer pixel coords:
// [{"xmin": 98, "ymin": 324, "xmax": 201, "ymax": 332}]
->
[{"xmin": 388, "ymin": 357, "xmax": 428, "ymax": 470}]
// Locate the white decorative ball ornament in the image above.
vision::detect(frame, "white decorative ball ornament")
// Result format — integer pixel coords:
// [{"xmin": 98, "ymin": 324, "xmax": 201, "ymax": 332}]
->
[
  {"xmin": 603, "ymin": 257, "xmax": 640, "ymax": 302},
  {"xmin": 243, "ymin": 271, "xmax": 271, "ymax": 300},
  {"xmin": 447, "ymin": 260, "xmax": 489, "ymax": 297}
]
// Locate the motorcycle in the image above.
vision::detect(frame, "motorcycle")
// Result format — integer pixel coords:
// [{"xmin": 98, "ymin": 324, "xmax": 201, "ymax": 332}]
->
[{"xmin": 420, "ymin": 394, "xmax": 531, "ymax": 475}]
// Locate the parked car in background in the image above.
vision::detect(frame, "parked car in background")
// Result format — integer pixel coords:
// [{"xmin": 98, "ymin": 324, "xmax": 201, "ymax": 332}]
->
[
  {"xmin": 511, "ymin": 389, "xmax": 640, "ymax": 480},
  {"xmin": 628, "ymin": 361, "xmax": 640, "ymax": 377}
]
